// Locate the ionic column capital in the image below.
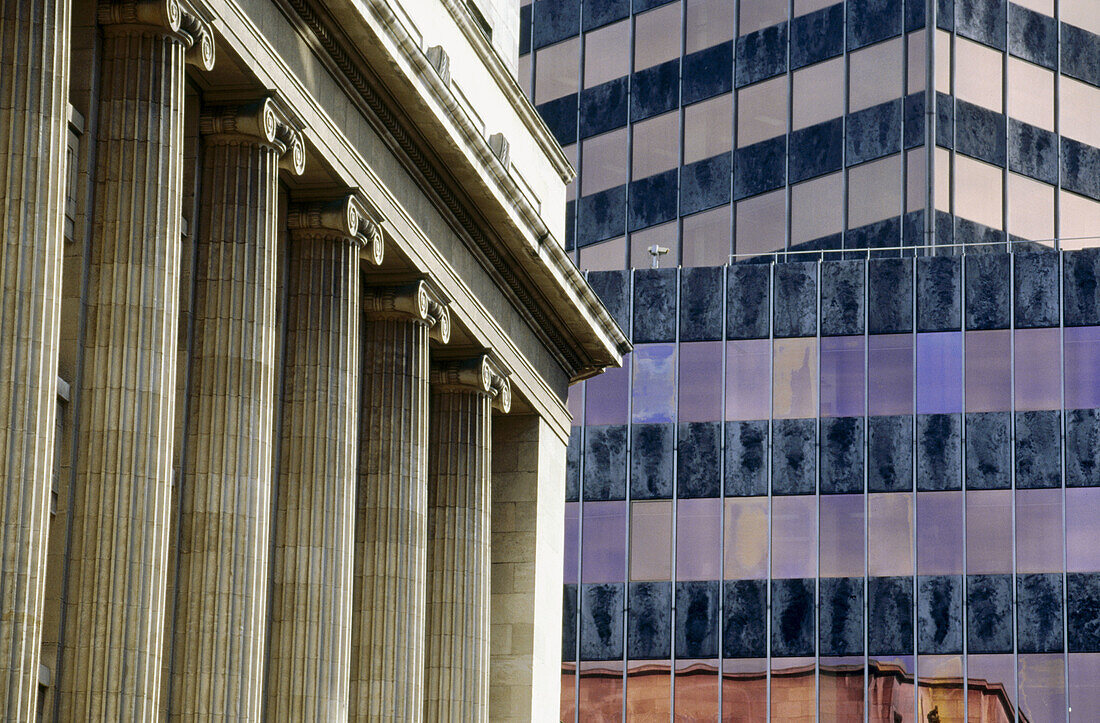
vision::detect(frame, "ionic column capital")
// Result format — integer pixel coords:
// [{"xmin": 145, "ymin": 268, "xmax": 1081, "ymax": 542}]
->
[
  {"xmin": 98, "ymin": 0, "xmax": 215, "ymax": 70},
  {"xmin": 199, "ymin": 97, "xmax": 305, "ymax": 175},
  {"xmin": 430, "ymin": 355, "xmax": 512, "ymax": 412},
  {"xmin": 363, "ymin": 280, "xmax": 451, "ymax": 343},
  {"xmin": 287, "ymin": 196, "xmax": 385, "ymax": 266}
]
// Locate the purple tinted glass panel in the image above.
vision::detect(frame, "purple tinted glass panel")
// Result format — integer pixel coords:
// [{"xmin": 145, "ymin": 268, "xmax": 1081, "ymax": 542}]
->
[
  {"xmin": 1015, "ymin": 328, "xmax": 1062, "ymax": 411},
  {"xmin": 820, "ymin": 336, "xmax": 866, "ymax": 418},
  {"xmin": 773, "ymin": 338, "xmax": 818, "ymax": 419},
  {"xmin": 868, "ymin": 493, "xmax": 914, "ymax": 576},
  {"xmin": 633, "ymin": 345, "xmax": 677, "ymax": 424},
  {"xmin": 680, "ymin": 341, "xmax": 724, "ymax": 422},
  {"xmin": 820, "ymin": 494, "xmax": 865, "ymax": 578},
  {"xmin": 677, "ymin": 498, "xmax": 722, "ymax": 580},
  {"xmin": 1067, "ymin": 488, "xmax": 1100, "ymax": 572},
  {"xmin": 1019, "ymin": 654, "xmax": 1065, "ymax": 723},
  {"xmin": 916, "ymin": 332, "xmax": 963, "ymax": 414},
  {"xmin": 1069, "ymin": 654, "xmax": 1100, "ymax": 720},
  {"xmin": 965, "ymin": 330, "xmax": 1012, "ymax": 412},
  {"xmin": 581, "ymin": 501, "xmax": 627, "ymax": 583},
  {"xmin": 1017, "ymin": 489, "xmax": 1064, "ymax": 573},
  {"xmin": 568, "ymin": 384, "xmax": 584, "ymax": 426},
  {"xmin": 916, "ymin": 491, "xmax": 964, "ymax": 575},
  {"xmin": 772, "ymin": 496, "xmax": 817, "ymax": 579},
  {"xmin": 1065, "ymin": 326, "xmax": 1100, "ymax": 409},
  {"xmin": 868, "ymin": 334, "xmax": 914, "ymax": 416},
  {"xmin": 565, "ymin": 502, "xmax": 580, "ymax": 583},
  {"xmin": 586, "ymin": 352, "xmax": 630, "ymax": 425},
  {"xmin": 967, "ymin": 655, "xmax": 1016, "ymax": 708},
  {"xmin": 725, "ymin": 339, "xmax": 771, "ymax": 421},
  {"xmin": 965, "ymin": 491, "xmax": 1013, "ymax": 574}
]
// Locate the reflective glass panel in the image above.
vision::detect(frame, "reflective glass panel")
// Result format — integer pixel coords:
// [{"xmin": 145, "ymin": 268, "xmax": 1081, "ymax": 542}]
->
[
  {"xmin": 581, "ymin": 127, "xmax": 628, "ymax": 196},
  {"xmin": 677, "ymin": 498, "xmax": 723, "ymax": 580},
  {"xmin": 579, "ymin": 661, "xmax": 624, "ymax": 718},
  {"xmin": 534, "ymin": 37, "xmax": 580, "ymax": 104},
  {"xmin": 737, "ymin": 75, "xmax": 788, "ymax": 146},
  {"xmin": 736, "ymin": 189, "xmax": 787, "ymax": 257},
  {"xmin": 1065, "ymin": 326, "xmax": 1100, "ymax": 409},
  {"xmin": 630, "ymin": 221, "xmax": 679, "ymax": 269},
  {"xmin": 955, "ymin": 37, "xmax": 1003, "ymax": 113},
  {"xmin": 791, "ymin": 172, "xmax": 843, "ymax": 248},
  {"xmin": 630, "ymin": 500, "xmax": 672, "ymax": 581},
  {"xmin": 935, "ymin": 146, "xmax": 951, "ymax": 213},
  {"xmin": 1061, "ymin": 76, "xmax": 1100, "ymax": 148},
  {"xmin": 626, "ymin": 661, "xmax": 671, "ymax": 719},
  {"xmin": 518, "ymin": 53, "xmax": 532, "ymax": 98},
  {"xmin": 580, "ymin": 501, "xmax": 627, "ymax": 583},
  {"xmin": 1008, "ymin": 57, "xmax": 1054, "ymax": 131},
  {"xmin": 906, "ymin": 147, "xmax": 926, "ymax": 214},
  {"xmin": 916, "ymin": 332, "xmax": 963, "ymax": 415},
  {"xmin": 1013, "ymin": 0, "xmax": 1052, "ymax": 14},
  {"xmin": 1069, "ymin": 653, "xmax": 1100, "ymax": 720},
  {"xmin": 772, "ymin": 495, "xmax": 817, "ymax": 579},
  {"xmin": 849, "ymin": 37, "xmax": 904, "ymax": 113},
  {"xmin": 682, "ymin": 205, "xmax": 732, "ymax": 268},
  {"xmin": 1066, "ymin": 488, "xmax": 1100, "ymax": 572},
  {"xmin": 684, "ymin": 94, "xmax": 732, "ymax": 165},
  {"xmin": 740, "ymin": 0, "xmax": 788, "ymax": 35},
  {"xmin": 725, "ymin": 497, "xmax": 769, "ymax": 579},
  {"xmin": 965, "ymin": 330, "xmax": 1012, "ymax": 413},
  {"xmin": 935, "ymin": 29, "xmax": 952, "ymax": 96},
  {"xmin": 907, "ymin": 30, "xmax": 926, "ymax": 95},
  {"xmin": 579, "ymin": 236, "xmax": 626, "ymax": 271},
  {"xmin": 966, "ymin": 491, "xmax": 1013, "ymax": 574},
  {"xmin": 869, "ymin": 334, "xmax": 914, "ymax": 416},
  {"xmin": 568, "ymin": 384, "xmax": 583, "ymax": 425},
  {"xmin": 584, "ymin": 19, "xmax": 630, "ymax": 88},
  {"xmin": 918, "ymin": 656, "xmax": 962, "ymax": 714},
  {"xmin": 1009, "ymin": 173, "xmax": 1055, "ymax": 244},
  {"xmin": 869, "ymin": 493, "xmax": 914, "ymax": 576},
  {"xmin": 868, "ymin": 656, "xmax": 915, "ymax": 719},
  {"xmin": 726, "ymin": 339, "xmax": 772, "ymax": 420},
  {"xmin": 675, "ymin": 661, "xmax": 720, "ymax": 719},
  {"xmin": 916, "ymin": 491, "xmax": 963, "ymax": 575},
  {"xmin": 1015, "ymin": 328, "xmax": 1061, "ymax": 411},
  {"xmin": 820, "ymin": 494, "xmax": 865, "ymax": 578},
  {"xmin": 954, "ymin": 155, "xmax": 1003, "ymax": 230},
  {"xmin": 1060, "ymin": 190, "xmax": 1100, "ymax": 250},
  {"xmin": 1019, "ymin": 655, "xmax": 1065, "ymax": 723},
  {"xmin": 566, "ymin": 502, "xmax": 580, "ymax": 583},
  {"xmin": 967, "ymin": 655, "xmax": 1017, "ymax": 717},
  {"xmin": 773, "ymin": 337, "xmax": 818, "ymax": 419},
  {"xmin": 820, "ymin": 657, "xmax": 865, "ymax": 720},
  {"xmin": 561, "ymin": 665, "xmax": 576, "ymax": 723},
  {"xmin": 794, "ymin": 0, "xmax": 837, "ymax": 14},
  {"xmin": 771, "ymin": 658, "xmax": 816, "ymax": 718},
  {"xmin": 848, "ymin": 154, "xmax": 902, "ymax": 229},
  {"xmin": 635, "ymin": 2, "xmax": 682, "ymax": 71},
  {"xmin": 1016, "ymin": 488, "xmax": 1064, "ymax": 574},
  {"xmin": 633, "ymin": 344, "xmax": 676, "ymax": 424},
  {"xmin": 687, "ymin": 0, "xmax": 734, "ymax": 52},
  {"xmin": 722, "ymin": 659, "xmax": 767, "ymax": 721},
  {"xmin": 585, "ymin": 352, "xmax": 630, "ymax": 425},
  {"xmin": 792, "ymin": 57, "xmax": 844, "ymax": 131},
  {"xmin": 1063, "ymin": 0, "xmax": 1100, "ymax": 31},
  {"xmin": 820, "ymin": 335, "xmax": 865, "ymax": 418},
  {"xmin": 679, "ymin": 341, "xmax": 723, "ymax": 422},
  {"xmin": 632, "ymin": 110, "xmax": 679, "ymax": 181}
]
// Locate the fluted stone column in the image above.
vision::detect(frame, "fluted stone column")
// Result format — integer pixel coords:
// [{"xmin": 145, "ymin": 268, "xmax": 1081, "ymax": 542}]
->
[
  {"xmin": 0, "ymin": 0, "xmax": 70, "ymax": 716},
  {"xmin": 59, "ymin": 2, "xmax": 212, "ymax": 718},
  {"xmin": 352, "ymin": 280, "xmax": 450, "ymax": 721},
  {"xmin": 167, "ymin": 98, "xmax": 303, "ymax": 721},
  {"xmin": 425, "ymin": 356, "xmax": 511, "ymax": 722},
  {"xmin": 266, "ymin": 197, "xmax": 383, "ymax": 720}
]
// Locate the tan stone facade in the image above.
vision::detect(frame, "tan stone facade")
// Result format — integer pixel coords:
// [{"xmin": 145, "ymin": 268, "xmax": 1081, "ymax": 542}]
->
[{"xmin": 0, "ymin": 0, "xmax": 626, "ymax": 720}]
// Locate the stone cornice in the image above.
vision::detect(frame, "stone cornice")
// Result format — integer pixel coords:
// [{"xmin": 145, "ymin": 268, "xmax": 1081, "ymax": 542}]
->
[
  {"xmin": 430, "ymin": 354, "xmax": 512, "ymax": 413},
  {"xmin": 287, "ymin": 195, "xmax": 385, "ymax": 265},
  {"xmin": 199, "ymin": 97, "xmax": 306, "ymax": 175},
  {"xmin": 362, "ymin": 280, "xmax": 451, "ymax": 344}
]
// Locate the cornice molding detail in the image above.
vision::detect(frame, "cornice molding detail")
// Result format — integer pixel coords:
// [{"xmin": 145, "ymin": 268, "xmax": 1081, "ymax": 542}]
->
[
  {"xmin": 288, "ymin": 196, "xmax": 385, "ymax": 265},
  {"xmin": 199, "ymin": 97, "xmax": 306, "ymax": 175},
  {"xmin": 430, "ymin": 355, "xmax": 512, "ymax": 413},
  {"xmin": 99, "ymin": 0, "xmax": 215, "ymax": 71},
  {"xmin": 363, "ymin": 280, "xmax": 451, "ymax": 344}
]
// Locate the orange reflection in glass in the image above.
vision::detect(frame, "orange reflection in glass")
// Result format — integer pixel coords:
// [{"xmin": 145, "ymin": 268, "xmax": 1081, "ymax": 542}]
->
[
  {"xmin": 578, "ymin": 661, "xmax": 623, "ymax": 721},
  {"xmin": 674, "ymin": 660, "xmax": 719, "ymax": 721},
  {"xmin": 625, "ymin": 660, "xmax": 671, "ymax": 721},
  {"xmin": 722, "ymin": 659, "xmax": 766, "ymax": 722}
]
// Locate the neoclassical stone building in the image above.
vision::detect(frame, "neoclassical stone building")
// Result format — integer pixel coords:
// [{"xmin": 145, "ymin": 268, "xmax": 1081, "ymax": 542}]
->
[{"xmin": 0, "ymin": 0, "xmax": 626, "ymax": 720}]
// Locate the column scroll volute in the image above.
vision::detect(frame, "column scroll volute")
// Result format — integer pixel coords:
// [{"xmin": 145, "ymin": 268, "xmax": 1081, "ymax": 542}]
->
[
  {"xmin": 430, "ymin": 355, "xmax": 512, "ymax": 413},
  {"xmin": 98, "ymin": 0, "xmax": 215, "ymax": 71},
  {"xmin": 287, "ymin": 195, "xmax": 385, "ymax": 265},
  {"xmin": 199, "ymin": 97, "xmax": 306, "ymax": 176},
  {"xmin": 362, "ymin": 279, "xmax": 451, "ymax": 344}
]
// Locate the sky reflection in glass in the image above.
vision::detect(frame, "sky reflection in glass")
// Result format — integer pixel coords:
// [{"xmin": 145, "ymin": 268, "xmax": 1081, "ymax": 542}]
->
[
  {"xmin": 677, "ymin": 498, "xmax": 723, "ymax": 580},
  {"xmin": 581, "ymin": 501, "xmax": 627, "ymax": 583},
  {"xmin": 772, "ymin": 495, "xmax": 817, "ymax": 579},
  {"xmin": 916, "ymin": 491, "xmax": 963, "ymax": 575},
  {"xmin": 916, "ymin": 332, "xmax": 962, "ymax": 414},
  {"xmin": 773, "ymin": 338, "xmax": 818, "ymax": 419},
  {"xmin": 725, "ymin": 339, "xmax": 771, "ymax": 421},
  {"xmin": 633, "ymin": 345, "xmax": 676, "ymax": 424},
  {"xmin": 869, "ymin": 334, "xmax": 913, "ymax": 415},
  {"xmin": 586, "ymin": 352, "xmax": 630, "ymax": 425},
  {"xmin": 820, "ymin": 336, "xmax": 865, "ymax": 418}
]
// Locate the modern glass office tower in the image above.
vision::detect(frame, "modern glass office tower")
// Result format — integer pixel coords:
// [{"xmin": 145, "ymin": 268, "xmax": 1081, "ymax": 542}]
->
[{"xmin": 519, "ymin": 0, "xmax": 1100, "ymax": 719}]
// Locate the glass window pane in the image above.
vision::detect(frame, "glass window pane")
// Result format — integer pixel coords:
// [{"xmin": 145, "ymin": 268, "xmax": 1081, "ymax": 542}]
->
[
  {"xmin": 1069, "ymin": 653, "xmax": 1100, "ymax": 720},
  {"xmin": 684, "ymin": 94, "xmax": 732, "ymax": 165},
  {"xmin": 725, "ymin": 497, "xmax": 769, "ymax": 579},
  {"xmin": 680, "ymin": 342, "xmax": 723, "ymax": 422},
  {"xmin": 726, "ymin": 339, "xmax": 771, "ymax": 421},
  {"xmin": 1019, "ymin": 654, "xmax": 1065, "ymax": 723},
  {"xmin": 906, "ymin": 147, "xmax": 925, "ymax": 214},
  {"xmin": 848, "ymin": 155, "xmax": 902, "ymax": 229},
  {"xmin": 907, "ymin": 30, "xmax": 926, "ymax": 95},
  {"xmin": 1063, "ymin": 0, "xmax": 1100, "ymax": 33},
  {"xmin": 1009, "ymin": 173, "xmax": 1055, "ymax": 244},
  {"xmin": 955, "ymin": 37, "xmax": 1003, "ymax": 113},
  {"xmin": 630, "ymin": 221, "xmax": 679, "ymax": 269},
  {"xmin": 1013, "ymin": 0, "xmax": 1052, "ymax": 14},
  {"xmin": 820, "ymin": 336, "xmax": 865, "ymax": 418},
  {"xmin": 626, "ymin": 661, "xmax": 671, "ymax": 718},
  {"xmin": 849, "ymin": 38, "xmax": 904, "ymax": 113},
  {"xmin": 519, "ymin": 53, "xmax": 532, "ymax": 98},
  {"xmin": 535, "ymin": 37, "xmax": 580, "ymax": 104},
  {"xmin": 918, "ymin": 656, "xmax": 962, "ymax": 709},
  {"xmin": 820, "ymin": 494, "xmax": 865, "ymax": 578},
  {"xmin": 916, "ymin": 491, "xmax": 963, "ymax": 575},
  {"xmin": 736, "ymin": 189, "xmax": 787, "ymax": 257},
  {"xmin": 772, "ymin": 495, "xmax": 817, "ymax": 579},
  {"xmin": 954, "ymin": 155, "xmax": 1003, "ymax": 230},
  {"xmin": 869, "ymin": 492, "xmax": 914, "ymax": 576},
  {"xmin": 869, "ymin": 334, "xmax": 914, "ymax": 416},
  {"xmin": 967, "ymin": 655, "xmax": 1016, "ymax": 715},
  {"xmin": 916, "ymin": 332, "xmax": 963, "ymax": 415},
  {"xmin": 1067, "ymin": 488, "xmax": 1100, "ymax": 572},
  {"xmin": 1015, "ymin": 328, "xmax": 1061, "ymax": 411},
  {"xmin": 722, "ymin": 659, "xmax": 767, "ymax": 717},
  {"xmin": 1065, "ymin": 326, "xmax": 1100, "ymax": 409},
  {"xmin": 568, "ymin": 383, "xmax": 583, "ymax": 424},
  {"xmin": 772, "ymin": 658, "xmax": 817, "ymax": 717},
  {"xmin": 1060, "ymin": 190, "xmax": 1100, "ymax": 250},
  {"xmin": 677, "ymin": 498, "xmax": 722, "ymax": 580},
  {"xmin": 1061, "ymin": 75, "xmax": 1100, "ymax": 148},
  {"xmin": 579, "ymin": 236, "xmax": 626, "ymax": 271},
  {"xmin": 791, "ymin": 172, "xmax": 843, "ymax": 247},
  {"xmin": 1008, "ymin": 57, "xmax": 1054, "ymax": 131},
  {"xmin": 965, "ymin": 490, "xmax": 1013, "ymax": 574},
  {"xmin": 935, "ymin": 146, "xmax": 951, "ymax": 213},
  {"xmin": 794, "ymin": 0, "xmax": 838, "ymax": 15},
  {"xmin": 582, "ymin": 127, "xmax": 628, "ymax": 196},
  {"xmin": 675, "ymin": 662, "xmax": 720, "ymax": 719},
  {"xmin": 579, "ymin": 661, "xmax": 624, "ymax": 716},
  {"xmin": 566, "ymin": 501, "xmax": 580, "ymax": 583},
  {"xmin": 682, "ymin": 206, "xmax": 732, "ymax": 268},
  {"xmin": 965, "ymin": 330, "xmax": 1012, "ymax": 413},
  {"xmin": 563, "ymin": 143, "xmax": 578, "ymax": 201},
  {"xmin": 633, "ymin": 344, "xmax": 677, "ymax": 423},
  {"xmin": 740, "ymin": 0, "xmax": 788, "ymax": 35},
  {"xmin": 632, "ymin": 111, "xmax": 680, "ymax": 181},
  {"xmin": 687, "ymin": 0, "xmax": 735, "ymax": 52},
  {"xmin": 1017, "ymin": 488, "xmax": 1064, "ymax": 573},
  {"xmin": 935, "ymin": 29, "xmax": 952, "ymax": 96},
  {"xmin": 773, "ymin": 337, "xmax": 818, "ymax": 419},
  {"xmin": 584, "ymin": 20, "xmax": 630, "ymax": 88},
  {"xmin": 586, "ymin": 352, "xmax": 630, "ymax": 425},
  {"xmin": 581, "ymin": 501, "xmax": 627, "ymax": 582},
  {"xmin": 737, "ymin": 75, "xmax": 788, "ymax": 146},
  {"xmin": 630, "ymin": 500, "xmax": 672, "ymax": 580},
  {"xmin": 635, "ymin": 2, "xmax": 682, "ymax": 71},
  {"xmin": 793, "ymin": 57, "xmax": 844, "ymax": 130}
]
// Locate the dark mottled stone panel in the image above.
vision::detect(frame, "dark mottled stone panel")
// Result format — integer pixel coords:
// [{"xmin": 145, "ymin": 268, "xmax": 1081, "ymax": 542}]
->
[
  {"xmin": 904, "ymin": 92, "xmax": 925, "ymax": 149},
  {"xmin": 631, "ymin": 423, "xmax": 674, "ymax": 500},
  {"xmin": 532, "ymin": 0, "xmax": 580, "ymax": 49},
  {"xmin": 848, "ymin": 0, "xmax": 902, "ymax": 49},
  {"xmin": 724, "ymin": 580, "xmax": 767, "ymax": 658},
  {"xmin": 678, "ymin": 422, "xmax": 722, "ymax": 498},
  {"xmin": 580, "ymin": 582, "xmax": 624, "ymax": 660},
  {"xmin": 956, "ymin": 217, "xmax": 1006, "ymax": 248},
  {"xmin": 1008, "ymin": 119, "xmax": 1058, "ymax": 185},
  {"xmin": 587, "ymin": 269, "xmax": 629, "ymax": 334},
  {"xmin": 583, "ymin": 424, "xmax": 628, "ymax": 500},
  {"xmin": 1068, "ymin": 573, "xmax": 1100, "ymax": 653},
  {"xmin": 917, "ymin": 256, "xmax": 962, "ymax": 332},
  {"xmin": 735, "ymin": 22, "xmax": 788, "ymax": 87},
  {"xmin": 917, "ymin": 414, "xmax": 962, "ymax": 491},
  {"xmin": 918, "ymin": 575, "xmax": 963, "ymax": 654},
  {"xmin": 1067, "ymin": 409, "xmax": 1100, "ymax": 487},
  {"xmin": 847, "ymin": 99, "xmax": 902, "ymax": 167},
  {"xmin": 791, "ymin": 3, "xmax": 844, "ymax": 69},
  {"xmin": 579, "ymin": 76, "xmax": 628, "ymax": 139},
  {"xmin": 680, "ymin": 266, "xmax": 724, "ymax": 341},
  {"xmin": 965, "ymin": 253, "xmax": 1011, "ymax": 329},
  {"xmin": 820, "ymin": 577, "xmax": 864, "ymax": 656},
  {"xmin": 936, "ymin": 210, "xmax": 954, "ymax": 246},
  {"xmin": 820, "ymin": 260, "xmax": 865, "ymax": 336},
  {"xmin": 725, "ymin": 421, "xmax": 769, "ymax": 497},
  {"xmin": 772, "ymin": 578, "xmax": 815, "ymax": 657},
  {"xmin": 773, "ymin": 419, "xmax": 817, "ymax": 496},
  {"xmin": 1015, "ymin": 410, "xmax": 1061, "ymax": 489},
  {"xmin": 577, "ymin": 185, "xmax": 626, "ymax": 246},
  {"xmin": 847, "ymin": 216, "xmax": 902, "ymax": 252},
  {"xmin": 774, "ymin": 262, "xmax": 817, "ymax": 337},
  {"xmin": 1014, "ymin": 251, "xmax": 1060, "ymax": 328},
  {"xmin": 821, "ymin": 417, "xmax": 865, "ymax": 495},
  {"xmin": 1008, "ymin": 4, "xmax": 1057, "ymax": 69},
  {"xmin": 633, "ymin": 268, "xmax": 677, "ymax": 343},
  {"xmin": 965, "ymin": 412, "xmax": 1011, "ymax": 490},
  {"xmin": 937, "ymin": 91, "xmax": 953, "ymax": 149},
  {"xmin": 567, "ymin": 428, "xmax": 582, "ymax": 501},
  {"xmin": 1062, "ymin": 22, "xmax": 1100, "ymax": 88},
  {"xmin": 633, "ymin": 0, "xmax": 677, "ymax": 11},
  {"xmin": 967, "ymin": 574, "xmax": 1013, "ymax": 654},
  {"xmin": 1018, "ymin": 573, "xmax": 1064, "ymax": 654},
  {"xmin": 629, "ymin": 168, "xmax": 678, "ymax": 232},
  {"xmin": 955, "ymin": 0, "xmax": 1006, "ymax": 49},
  {"xmin": 683, "ymin": 41, "xmax": 734, "ymax": 105},
  {"xmin": 906, "ymin": 0, "xmax": 926, "ymax": 30},
  {"xmin": 676, "ymin": 581, "xmax": 720, "ymax": 658},
  {"xmin": 955, "ymin": 99, "xmax": 1006, "ymax": 167},
  {"xmin": 734, "ymin": 136, "xmax": 787, "ymax": 200},
  {"xmin": 869, "ymin": 577, "xmax": 914, "ymax": 656},
  {"xmin": 520, "ymin": 3, "xmax": 532, "ymax": 54},
  {"xmin": 1064, "ymin": 248, "xmax": 1100, "ymax": 327},
  {"xmin": 1062, "ymin": 136, "xmax": 1100, "ymax": 202},
  {"xmin": 563, "ymin": 584, "xmax": 578, "ymax": 660},
  {"xmin": 680, "ymin": 152, "xmax": 732, "ymax": 217},
  {"xmin": 583, "ymin": 0, "xmax": 629, "ymax": 30},
  {"xmin": 869, "ymin": 415, "xmax": 914, "ymax": 493},
  {"xmin": 631, "ymin": 59, "xmax": 680, "ymax": 122},
  {"xmin": 789, "ymin": 117, "xmax": 844, "ymax": 184},
  {"xmin": 904, "ymin": 209, "xmax": 925, "ymax": 247},
  {"xmin": 937, "ymin": 0, "xmax": 953, "ymax": 30},
  {"xmin": 869, "ymin": 258, "xmax": 913, "ymax": 333},
  {"xmin": 565, "ymin": 200, "xmax": 576, "ymax": 250},
  {"xmin": 536, "ymin": 94, "xmax": 579, "ymax": 146},
  {"xmin": 627, "ymin": 581, "xmax": 672, "ymax": 659},
  {"xmin": 727, "ymin": 263, "xmax": 771, "ymax": 339}
]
